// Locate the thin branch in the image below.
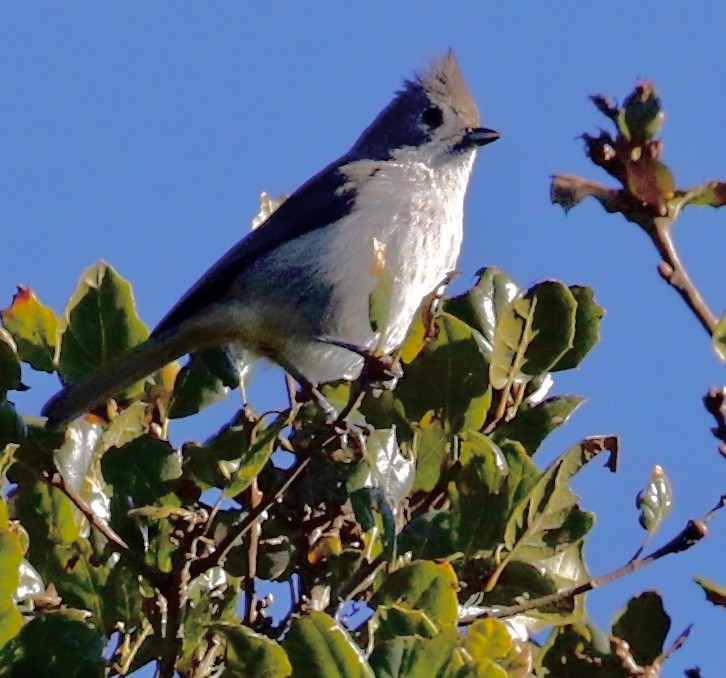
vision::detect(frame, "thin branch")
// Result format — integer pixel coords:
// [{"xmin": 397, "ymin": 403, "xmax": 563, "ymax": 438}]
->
[
  {"xmin": 189, "ymin": 457, "xmax": 310, "ymax": 579},
  {"xmin": 41, "ymin": 469, "xmax": 130, "ymax": 551},
  {"xmin": 483, "ymin": 497, "xmax": 725, "ymax": 620},
  {"xmin": 651, "ymin": 218, "xmax": 717, "ymax": 335}
]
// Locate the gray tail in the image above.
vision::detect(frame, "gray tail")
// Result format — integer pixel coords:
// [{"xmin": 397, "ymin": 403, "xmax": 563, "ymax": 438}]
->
[{"xmin": 42, "ymin": 333, "xmax": 189, "ymax": 428}]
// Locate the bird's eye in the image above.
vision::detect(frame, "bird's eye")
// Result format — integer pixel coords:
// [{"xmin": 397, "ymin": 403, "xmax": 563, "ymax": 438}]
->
[{"xmin": 421, "ymin": 106, "xmax": 444, "ymax": 129}]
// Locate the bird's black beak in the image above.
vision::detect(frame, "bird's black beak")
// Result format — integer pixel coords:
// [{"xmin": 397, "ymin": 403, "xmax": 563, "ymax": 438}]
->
[
  {"xmin": 466, "ymin": 127, "xmax": 500, "ymax": 147},
  {"xmin": 453, "ymin": 127, "xmax": 500, "ymax": 152}
]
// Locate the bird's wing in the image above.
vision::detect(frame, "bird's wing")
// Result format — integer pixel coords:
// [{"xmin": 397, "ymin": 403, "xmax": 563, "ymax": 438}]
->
[{"xmin": 152, "ymin": 162, "xmax": 355, "ymax": 337}]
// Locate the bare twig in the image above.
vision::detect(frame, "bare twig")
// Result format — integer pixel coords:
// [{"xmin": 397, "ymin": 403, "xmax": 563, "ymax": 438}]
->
[
  {"xmin": 651, "ymin": 218, "xmax": 717, "ymax": 335},
  {"xmin": 189, "ymin": 457, "xmax": 310, "ymax": 579},
  {"xmin": 41, "ymin": 469, "xmax": 130, "ymax": 551}
]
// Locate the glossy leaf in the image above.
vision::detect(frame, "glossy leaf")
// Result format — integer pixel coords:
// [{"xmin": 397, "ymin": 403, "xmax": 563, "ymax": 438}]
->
[
  {"xmin": 636, "ymin": 464, "xmax": 673, "ymax": 533},
  {"xmin": 611, "ymin": 591, "xmax": 670, "ymax": 667},
  {"xmin": 56, "ymin": 262, "xmax": 149, "ymax": 390},
  {"xmin": 372, "ymin": 605, "xmax": 438, "ymax": 642},
  {"xmin": 395, "ymin": 312, "xmax": 490, "ymax": 433},
  {"xmin": 410, "ymin": 412, "xmax": 453, "ymax": 494},
  {"xmin": 372, "ymin": 561, "xmax": 458, "ymax": 628},
  {"xmin": 552, "ymin": 286, "xmax": 603, "ymax": 371},
  {"xmin": 348, "ymin": 428, "xmax": 414, "ymax": 509},
  {"xmin": 453, "ymin": 439, "xmax": 535, "ymax": 557},
  {"xmin": 502, "ymin": 437, "xmax": 613, "ymax": 566},
  {"xmin": 444, "ymin": 267, "xmax": 520, "ymax": 352},
  {"xmin": 368, "ymin": 631, "xmax": 464, "ymax": 678},
  {"xmin": 1, "ymin": 286, "xmax": 59, "ymax": 373},
  {"xmin": 0, "ymin": 501, "xmax": 23, "ymax": 648},
  {"xmin": 210, "ymin": 621, "xmax": 292, "ymax": 677},
  {"xmin": 169, "ymin": 348, "xmax": 240, "ymax": 419},
  {"xmin": 492, "ymin": 395, "xmax": 585, "ymax": 457},
  {"xmin": 284, "ymin": 611, "xmax": 373, "ymax": 678},
  {"xmin": 490, "ymin": 281, "xmax": 577, "ymax": 390}
]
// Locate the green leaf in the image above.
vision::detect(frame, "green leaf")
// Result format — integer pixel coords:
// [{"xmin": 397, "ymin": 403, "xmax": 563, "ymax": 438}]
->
[
  {"xmin": 0, "ymin": 331, "xmax": 25, "ymax": 396},
  {"xmin": 348, "ymin": 428, "xmax": 413, "ymax": 508},
  {"xmin": 490, "ymin": 281, "xmax": 577, "ymax": 391},
  {"xmin": 0, "ymin": 611, "xmax": 106, "ymax": 678},
  {"xmin": 0, "ymin": 399, "xmax": 27, "ymax": 452},
  {"xmin": 368, "ymin": 631, "xmax": 463, "ymax": 678},
  {"xmin": 372, "ymin": 561, "xmax": 458, "ymax": 628},
  {"xmin": 101, "ymin": 554, "xmax": 147, "ymax": 633},
  {"xmin": 611, "ymin": 591, "xmax": 670, "ymax": 667},
  {"xmin": 210, "ymin": 621, "xmax": 292, "ymax": 677},
  {"xmin": 1, "ymin": 286, "xmax": 59, "ymax": 373},
  {"xmin": 0, "ymin": 503, "xmax": 23, "ymax": 648},
  {"xmin": 170, "ymin": 348, "xmax": 240, "ymax": 419},
  {"xmin": 551, "ymin": 286, "xmax": 603, "ymax": 371},
  {"xmin": 679, "ymin": 181, "xmax": 726, "ymax": 209},
  {"xmin": 694, "ymin": 575, "xmax": 726, "ymax": 608},
  {"xmin": 453, "ymin": 439, "xmax": 535, "ymax": 557},
  {"xmin": 444, "ymin": 267, "xmax": 520, "ymax": 352},
  {"xmin": 395, "ymin": 312, "xmax": 490, "ymax": 433},
  {"xmin": 713, "ymin": 311, "xmax": 726, "ymax": 362},
  {"xmin": 537, "ymin": 623, "xmax": 625, "ymax": 678},
  {"xmin": 492, "ymin": 395, "xmax": 585, "ymax": 456},
  {"xmin": 185, "ymin": 411, "xmax": 289, "ymax": 496},
  {"xmin": 372, "ymin": 605, "xmax": 439, "ymax": 642},
  {"xmin": 502, "ymin": 437, "xmax": 614, "ymax": 567},
  {"xmin": 464, "ymin": 618, "xmax": 512, "ymax": 663},
  {"xmin": 56, "ymin": 262, "xmax": 149, "ymax": 391},
  {"xmin": 636, "ymin": 465, "xmax": 672, "ymax": 533},
  {"xmin": 102, "ymin": 436, "xmax": 182, "ymax": 505},
  {"xmin": 284, "ymin": 610, "xmax": 373, "ymax": 678},
  {"xmin": 409, "ymin": 413, "xmax": 453, "ymax": 494}
]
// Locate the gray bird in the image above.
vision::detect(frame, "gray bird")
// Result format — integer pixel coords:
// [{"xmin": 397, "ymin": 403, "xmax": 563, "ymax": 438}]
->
[{"xmin": 42, "ymin": 50, "xmax": 499, "ymax": 428}]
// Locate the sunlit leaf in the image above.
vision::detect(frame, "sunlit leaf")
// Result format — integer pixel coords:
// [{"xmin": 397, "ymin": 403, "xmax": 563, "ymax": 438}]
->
[
  {"xmin": 56, "ymin": 262, "xmax": 149, "ymax": 394},
  {"xmin": 636, "ymin": 465, "xmax": 672, "ymax": 533},
  {"xmin": 210, "ymin": 621, "xmax": 292, "ymax": 677},
  {"xmin": 1, "ymin": 286, "xmax": 59, "ymax": 373},
  {"xmin": 372, "ymin": 605, "xmax": 438, "ymax": 642},
  {"xmin": 368, "ymin": 629, "xmax": 464, "ymax": 678},
  {"xmin": 445, "ymin": 267, "xmax": 520, "ymax": 353},
  {"xmin": 490, "ymin": 281, "xmax": 577, "ymax": 390},
  {"xmin": 372, "ymin": 561, "xmax": 458, "ymax": 629},
  {"xmin": 502, "ymin": 437, "xmax": 614, "ymax": 568},
  {"xmin": 694, "ymin": 575, "xmax": 726, "ymax": 608},
  {"xmin": 395, "ymin": 313, "xmax": 490, "ymax": 433},
  {"xmin": 284, "ymin": 611, "xmax": 373, "ymax": 678},
  {"xmin": 409, "ymin": 412, "xmax": 453, "ymax": 494},
  {"xmin": 464, "ymin": 618, "xmax": 512, "ymax": 663}
]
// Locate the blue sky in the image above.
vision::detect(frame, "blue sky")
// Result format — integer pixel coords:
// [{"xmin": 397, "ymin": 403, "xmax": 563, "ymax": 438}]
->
[{"xmin": 2, "ymin": 3, "xmax": 726, "ymax": 675}]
